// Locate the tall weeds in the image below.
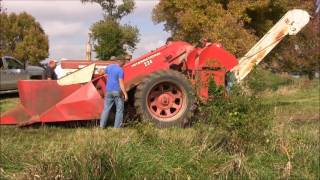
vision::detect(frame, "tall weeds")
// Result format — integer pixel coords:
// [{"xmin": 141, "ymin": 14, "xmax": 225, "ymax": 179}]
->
[
  {"xmin": 0, "ymin": 69, "xmax": 318, "ymax": 179},
  {"xmin": 196, "ymin": 75, "xmax": 274, "ymax": 154}
]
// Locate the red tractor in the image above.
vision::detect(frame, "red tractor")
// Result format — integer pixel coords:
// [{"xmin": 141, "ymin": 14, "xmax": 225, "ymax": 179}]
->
[{"xmin": 0, "ymin": 10, "xmax": 310, "ymax": 127}]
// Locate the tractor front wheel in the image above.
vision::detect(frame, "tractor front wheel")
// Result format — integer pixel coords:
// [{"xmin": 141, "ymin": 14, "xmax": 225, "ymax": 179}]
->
[{"xmin": 135, "ymin": 70, "xmax": 195, "ymax": 128}]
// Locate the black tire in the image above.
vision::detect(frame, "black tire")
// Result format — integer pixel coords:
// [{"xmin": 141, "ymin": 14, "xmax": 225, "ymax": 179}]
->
[{"xmin": 135, "ymin": 70, "xmax": 195, "ymax": 128}]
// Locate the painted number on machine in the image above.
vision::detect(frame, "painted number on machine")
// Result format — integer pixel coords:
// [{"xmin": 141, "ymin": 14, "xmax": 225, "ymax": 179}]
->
[
  {"xmin": 144, "ymin": 60, "xmax": 153, "ymax": 67},
  {"xmin": 131, "ymin": 52, "xmax": 160, "ymax": 67}
]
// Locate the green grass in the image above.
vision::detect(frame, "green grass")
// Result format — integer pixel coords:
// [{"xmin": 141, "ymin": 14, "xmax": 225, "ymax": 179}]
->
[
  {"xmin": 0, "ymin": 96, "xmax": 19, "ymax": 114},
  {"xmin": 0, "ymin": 72, "xmax": 319, "ymax": 179},
  {"xmin": 263, "ymin": 79, "xmax": 319, "ymax": 119}
]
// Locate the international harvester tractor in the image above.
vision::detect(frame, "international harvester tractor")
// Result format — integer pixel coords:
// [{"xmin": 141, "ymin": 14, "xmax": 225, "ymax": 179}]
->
[{"xmin": 0, "ymin": 10, "xmax": 310, "ymax": 127}]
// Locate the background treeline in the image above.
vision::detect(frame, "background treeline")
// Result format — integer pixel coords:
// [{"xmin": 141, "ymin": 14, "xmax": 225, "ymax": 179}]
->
[
  {"xmin": 0, "ymin": 0, "xmax": 318, "ymax": 75},
  {"xmin": 153, "ymin": 0, "xmax": 319, "ymax": 77},
  {"xmin": 0, "ymin": 8, "xmax": 49, "ymax": 65}
]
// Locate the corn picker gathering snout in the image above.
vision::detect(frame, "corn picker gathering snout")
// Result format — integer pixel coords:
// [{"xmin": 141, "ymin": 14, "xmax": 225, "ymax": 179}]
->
[{"xmin": 0, "ymin": 10, "xmax": 310, "ymax": 128}]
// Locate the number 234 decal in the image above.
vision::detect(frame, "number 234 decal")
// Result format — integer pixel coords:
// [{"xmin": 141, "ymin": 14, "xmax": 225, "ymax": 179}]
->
[
  {"xmin": 144, "ymin": 60, "xmax": 153, "ymax": 67},
  {"xmin": 131, "ymin": 52, "xmax": 160, "ymax": 67}
]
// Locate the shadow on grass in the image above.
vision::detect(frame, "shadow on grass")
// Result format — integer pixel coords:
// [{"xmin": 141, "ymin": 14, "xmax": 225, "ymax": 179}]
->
[
  {"xmin": 19, "ymin": 116, "xmax": 139, "ymax": 129},
  {"xmin": 0, "ymin": 92, "xmax": 19, "ymax": 99}
]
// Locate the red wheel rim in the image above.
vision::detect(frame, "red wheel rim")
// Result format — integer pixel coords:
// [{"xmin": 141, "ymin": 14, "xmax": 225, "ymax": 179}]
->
[{"xmin": 147, "ymin": 82, "xmax": 185, "ymax": 121}]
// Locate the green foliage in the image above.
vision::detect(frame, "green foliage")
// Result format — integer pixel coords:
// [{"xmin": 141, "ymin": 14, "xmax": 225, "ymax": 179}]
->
[
  {"xmin": 198, "ymin": 80, "xmax": 274, "ymax": 153},
  {"xmin": 153, "ymin": 0, "xmax": 319, "ymax": 75},
  {"xmin": 265, "ymin": 16, "xmax": 320, "ymax": 78},
  {"xmin": 0, "ymin": 11, "xmax": 49, "ymax": 65},
  {"xmin": 245, "ymin": 67, "xmax": 293, "ymax": 93},
  {"xmin": 82, "ymin": 0, "xmax": 139, "ymax": 60},
  {"xmin": 82, "ymin": 0, "xmax": 134, "ymax": 20},
  {"xmin": 246, "ymin": 0, "xmax": 315, "ymax": 37},
  {"xmin": 153, "ymin": 0, "xmax": 260, "ymax": 56},
  {"xmin": 246, "ymin": 0, "xmax": 319, "ymax": 77},
  {"xmin": 91, "ymin": 18, "xmax": 139, "ymax": 59}
]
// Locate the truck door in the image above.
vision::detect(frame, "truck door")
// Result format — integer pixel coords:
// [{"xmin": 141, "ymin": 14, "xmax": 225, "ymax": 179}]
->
[
  {"xmin": 2, "ymin": 57, "xmax": 29, "ymax": 90},
  {"xmin": 0, "ymin": 58, "xmax": 9, "ymax": 91}
]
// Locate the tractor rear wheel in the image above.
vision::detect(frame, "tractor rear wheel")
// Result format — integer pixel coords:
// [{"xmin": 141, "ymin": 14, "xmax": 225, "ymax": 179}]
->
[{"xmin": 135, "ymin": 70, "xmax": 195, "ymax": 128}]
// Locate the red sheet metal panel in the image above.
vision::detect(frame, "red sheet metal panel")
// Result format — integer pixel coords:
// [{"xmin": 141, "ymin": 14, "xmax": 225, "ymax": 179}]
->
[
  {"xmin": 18, "ymin": 80, "xmax": 82, "ymax": 116},
  {"xmin": 0, "ymin": 80, "xmax": 103, "ymax": 126},
  {"xmin": 198, "ymin": 45, "xmax": 238, "ymax": 71},
  {"xmin": 40, "ymin": 82, "xmax": 104, "ymax": 122}
]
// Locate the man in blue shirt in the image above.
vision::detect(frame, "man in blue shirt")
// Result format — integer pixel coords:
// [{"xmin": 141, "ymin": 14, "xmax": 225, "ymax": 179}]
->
[{"xmin": 99, "ymin": 60, "xmax": 128, "ymax": 128}]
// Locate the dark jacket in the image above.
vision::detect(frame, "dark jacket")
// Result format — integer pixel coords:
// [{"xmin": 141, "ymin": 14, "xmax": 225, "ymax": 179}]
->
[{"xmin": 44, "ymin": 65, "xmax": 57, "ymax": 80}]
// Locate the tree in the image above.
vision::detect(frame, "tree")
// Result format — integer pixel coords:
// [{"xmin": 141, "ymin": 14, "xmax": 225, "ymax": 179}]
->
[
  {"xmin": 82, "ymin": 0, "xmax": 139, "ymax": 60},
  {"xmin": 0, "ymin": 11, "xmax": 49, "ymax": 65},
  {"xmin": 266, "ymin": 17, "xmax": 320, "ymax": 78},
  {"xmin": 153, "ymin": 0, "xmax": 319, "ymax": 76},
  {"xmin": 91, "ymin": 17, "xmax": 139, "ymax": 59},
  {"xmin": 152, "ymin": 0, "xmax": 267, "ymax": 56}
]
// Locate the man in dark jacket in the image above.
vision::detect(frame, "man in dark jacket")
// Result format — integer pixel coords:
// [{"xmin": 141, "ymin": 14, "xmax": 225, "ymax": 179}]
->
[{"xmin": 45, "ymin": 59, "xmax": 58, "ymax": 80}]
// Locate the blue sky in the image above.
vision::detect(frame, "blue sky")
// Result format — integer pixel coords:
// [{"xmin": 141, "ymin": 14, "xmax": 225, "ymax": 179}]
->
[{"xmin": 2, "ymin": 0, "xmax": 170, "ymax": 60}]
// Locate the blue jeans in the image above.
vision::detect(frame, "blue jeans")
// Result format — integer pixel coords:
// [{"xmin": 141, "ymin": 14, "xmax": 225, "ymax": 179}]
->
[{"xmin": 100, "ymin": 91, "xmax": 124, "ymax": 128}]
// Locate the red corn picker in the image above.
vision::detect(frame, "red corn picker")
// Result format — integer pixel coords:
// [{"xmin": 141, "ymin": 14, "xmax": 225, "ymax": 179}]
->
[{"xmin": 0, "ymin": 10, "xmax": 310, "ymax": 127}]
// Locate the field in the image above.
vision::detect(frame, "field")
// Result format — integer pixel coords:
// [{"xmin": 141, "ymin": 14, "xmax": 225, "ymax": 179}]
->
[{"xmin": 0, "ymin": 70, "xmax": 319, "ymax": 179}]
